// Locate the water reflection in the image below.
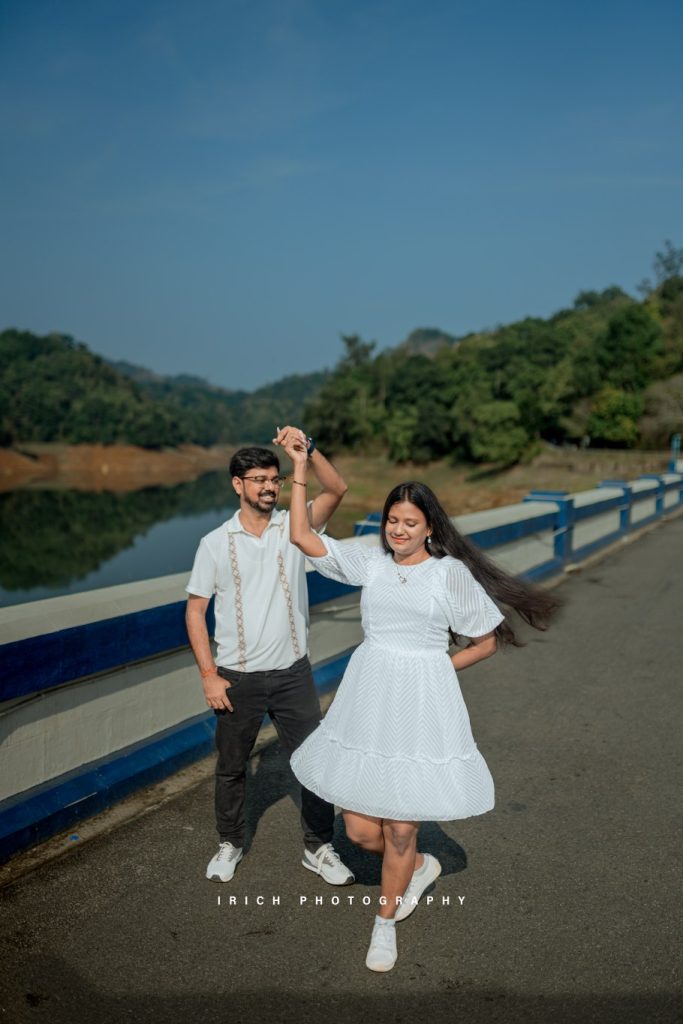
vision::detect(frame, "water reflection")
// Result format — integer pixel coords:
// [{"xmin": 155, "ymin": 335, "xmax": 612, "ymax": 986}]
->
[{"xmin": 0, "ymin": 472, "xmax": 237, "ymax": 605}]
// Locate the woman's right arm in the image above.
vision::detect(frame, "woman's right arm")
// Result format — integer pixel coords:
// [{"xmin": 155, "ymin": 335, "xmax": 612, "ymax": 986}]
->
[{"xmin": 286, "ymin": 440, "xmax": 328, "ymax": 557}]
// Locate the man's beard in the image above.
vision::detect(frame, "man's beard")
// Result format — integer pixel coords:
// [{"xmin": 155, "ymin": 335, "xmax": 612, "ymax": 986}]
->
[{"xmin": 243, "ymin": 492, "xmax": 277, "ymax": 514}]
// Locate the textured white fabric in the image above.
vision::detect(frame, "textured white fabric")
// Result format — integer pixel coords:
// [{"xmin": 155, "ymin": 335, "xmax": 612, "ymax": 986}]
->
[
  {"xmin": 185, "ymin": 506, "xmax": 319, "ymax": 671},
  {"xmin": 290, "ymin": 536, "xmax": 505, "ymax": 821}
]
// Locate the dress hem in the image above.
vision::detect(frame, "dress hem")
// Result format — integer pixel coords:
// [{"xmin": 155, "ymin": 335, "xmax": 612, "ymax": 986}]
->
[{"xmin": 299, "ymin": 775, "xmax": 495, "ymax": 822}]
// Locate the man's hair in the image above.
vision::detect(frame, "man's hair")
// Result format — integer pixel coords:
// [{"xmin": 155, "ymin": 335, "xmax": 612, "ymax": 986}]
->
[{"xmin": 229, "ymin": 446, "xmax": 280, "ymax": 478}]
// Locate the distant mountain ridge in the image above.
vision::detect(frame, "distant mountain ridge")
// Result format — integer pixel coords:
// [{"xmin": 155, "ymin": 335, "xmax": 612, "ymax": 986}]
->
[
  {"xmin": 109, "ymin": 358, "xmax": 329, "ymax": 445},
  {"xmin": 0, "ymin": 329, "xmax": 329, "ymax": 447},
  {"xmin": 301, "ymin": 274, "xmax": 683, "ymax": 462},
  {"xmin": 3, "ymin": 249, "xmax": 682, "ymax": 458},
  {"xmin": 109, "ymin": 360, "xmax": 247, "ymax": 396}
]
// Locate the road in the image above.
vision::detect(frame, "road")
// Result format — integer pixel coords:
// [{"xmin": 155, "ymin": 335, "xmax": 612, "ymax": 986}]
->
[{"xmin": 1, "ymin": 516, "xmax": 682, "ymax": 1024}]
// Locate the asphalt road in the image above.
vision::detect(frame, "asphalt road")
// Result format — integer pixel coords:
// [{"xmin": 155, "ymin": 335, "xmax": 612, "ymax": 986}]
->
[{"xmin": 1, "ymin": 516, "xmax": 682, "ymax": 1024}]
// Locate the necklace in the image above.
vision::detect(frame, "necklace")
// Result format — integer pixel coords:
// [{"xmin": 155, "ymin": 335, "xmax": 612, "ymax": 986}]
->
[
  {"xmin": 394, "ymin": 557, "xmax": 430, "ymax": 583},
  {"xmin": 395, "ymin": 563, "xmax": 410, "ymax": 584}
]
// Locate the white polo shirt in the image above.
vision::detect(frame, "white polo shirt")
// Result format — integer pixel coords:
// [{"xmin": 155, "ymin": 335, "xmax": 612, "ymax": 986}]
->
[{"xmin": 186, "ymin": 506, "xmax": 318, "ymax": 672}]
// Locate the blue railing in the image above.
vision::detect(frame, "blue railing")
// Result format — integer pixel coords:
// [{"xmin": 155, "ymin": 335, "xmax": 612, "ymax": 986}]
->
[
  {"xmin": 354, "ymin": 472, "xmax": 683, "ymax": 571},
  {"xmin": 1, "ymin": 466, "xmax": 681, "ymax": 864},
  {"xmin": 0, "ymin": 571, "xmax": 357, "ymax": 705}
]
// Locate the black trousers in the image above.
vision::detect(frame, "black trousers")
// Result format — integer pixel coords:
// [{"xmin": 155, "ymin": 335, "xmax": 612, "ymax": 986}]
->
[{"xmin": 214, "ymin": 654, "xmax": 334, "ymax": 851}]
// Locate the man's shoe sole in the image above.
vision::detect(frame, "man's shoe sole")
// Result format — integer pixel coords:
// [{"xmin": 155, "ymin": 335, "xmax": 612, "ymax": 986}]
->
[
  {"xmin": 301, "ymin": 858, "xmax": 355, "ymax": 885},
  {"xmin": 206, "ymin": 850, "xmax": 243, "ymax": 882}
]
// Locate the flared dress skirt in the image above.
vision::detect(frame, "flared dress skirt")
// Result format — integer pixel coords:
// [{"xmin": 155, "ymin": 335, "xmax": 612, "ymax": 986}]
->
[{"xmin": 290, "ymin": 540, "xmax": 505, "ymax": 821}]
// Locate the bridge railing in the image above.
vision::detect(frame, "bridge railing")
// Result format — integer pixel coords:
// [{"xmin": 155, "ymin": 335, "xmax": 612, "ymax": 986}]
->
[{"xmin": 1, "ymin": 467, "xmax": 681, "ymax": 863}]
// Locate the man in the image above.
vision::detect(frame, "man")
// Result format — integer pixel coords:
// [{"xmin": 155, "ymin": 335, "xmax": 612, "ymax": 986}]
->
[{"xmin": 185, "ymin": 425, "xmax": 354, "ymax": 885}]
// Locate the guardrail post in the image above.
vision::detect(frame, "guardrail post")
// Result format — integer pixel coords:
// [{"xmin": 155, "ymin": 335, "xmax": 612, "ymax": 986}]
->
[
  {"xmin": 523, "ymin": 490, "xmax": 574, "ymax": 565},
  {"xmin": 353, "ymin": 512, "xmax": 381, "ymax": 536},
  {"xmin": 638, "ymin": 474, "xmax": 665, "ymax": 517},
  {"xmin": 598, "ymin": 480, "xmax": 632, "ymax": 535}
]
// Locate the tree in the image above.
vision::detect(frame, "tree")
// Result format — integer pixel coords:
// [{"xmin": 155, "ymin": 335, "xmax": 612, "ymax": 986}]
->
[
  {"xmin": 586, "ymin": 387, "xmax": 644, "ymax": 447},
  {"xmin": 574, "ymin": 290, "xmax": 601, "ymax": 310},
  {"xmin": 654, "ymin": 239, "xmax": 683, "ymax": 284},
  {"xmin": 338, "ymin": 334, "xmax": 377, "ymax": 370},
  {"xmin": 574, "ymin": 286, "xmax": 627, "ymax": 309},
  {"xmin": 638, "ymin": 374, "xmax": 683, "ymax": 447},
  {"xmin": 386, "ymin": 406, "xmax": 419, "ymax": 462},
  {"xmin": 468, "ymin": 401, "xmax": 529, "ymax": 464},
  {"xmin": 303, "ymin": 334, "xmax": 386, "ymax": 452},
  {"xmin": 594, "ymin": 306, "xmax": 662, "ymax": 391}
]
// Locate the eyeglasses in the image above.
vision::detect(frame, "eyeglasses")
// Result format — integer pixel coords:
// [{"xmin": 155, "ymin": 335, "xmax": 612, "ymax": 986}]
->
[{"xmin": 240, "ymin": 475, "xmax": 287, "ymax": 486}]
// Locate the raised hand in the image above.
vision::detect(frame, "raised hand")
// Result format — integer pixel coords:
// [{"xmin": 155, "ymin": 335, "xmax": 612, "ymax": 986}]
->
[
  {"xmin": 273, "ymin": 424, "xmax": 308, "ymax": 452},
  {"xmin": 273, "ymin": 424, "xmax": 308, "ymax": 464}
]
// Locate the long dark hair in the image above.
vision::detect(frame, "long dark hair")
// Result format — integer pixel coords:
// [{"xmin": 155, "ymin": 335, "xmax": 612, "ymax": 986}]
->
[{"xmin": 381, "ymin": 481, "xmax": 561, "ymax": 647}]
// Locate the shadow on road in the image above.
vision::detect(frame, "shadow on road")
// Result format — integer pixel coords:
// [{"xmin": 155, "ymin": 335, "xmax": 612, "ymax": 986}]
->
[
  {"xmin": 242, "ymin": 741, "xmax": 469, "ymax": 886},
  {"xmin": 6, "ymin": 955, "xmax": 679, "ymax": 1024}
]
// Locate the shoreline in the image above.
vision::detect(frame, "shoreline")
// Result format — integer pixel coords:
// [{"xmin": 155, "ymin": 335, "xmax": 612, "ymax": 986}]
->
[
  {"xmin": 0, "ymin": 443, "xmax": 670, "ymax": 529},
  {"xmin": 0, "ymin": 443, "xmax": 237, "ymax": 493}
]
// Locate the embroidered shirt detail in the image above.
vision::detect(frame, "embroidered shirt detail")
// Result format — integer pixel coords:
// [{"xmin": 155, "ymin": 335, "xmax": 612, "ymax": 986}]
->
[
  {"xmin": 227, "ymin": 519, "xmax": 301, "ymax": 670},
  {"xmin": 227, "ymin": 532, "xmax": 248, "ymax": 670}
]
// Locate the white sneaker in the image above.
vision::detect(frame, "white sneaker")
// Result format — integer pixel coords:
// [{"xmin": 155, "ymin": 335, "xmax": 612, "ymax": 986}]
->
[
  {"xmin": 206, "ymin": 841, "xmax": 243, "ymax": 882},
  {"xmin": 302, "ymin": 843, "xmax": 355, "ymax": 885},
  {"xmin": 366, "ymin": 921, "xmax": 397, "ymax": 972},
  {"xmin": 394, "ymin": 853, "xmax": 442, "ymax": 921}
]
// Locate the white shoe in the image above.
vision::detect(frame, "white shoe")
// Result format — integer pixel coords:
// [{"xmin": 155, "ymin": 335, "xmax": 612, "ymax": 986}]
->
[
  {"xmin": 206, "ymin": 841, "xmax": 243, "ymax": 882},
  {"xmin": 394, "ymin": 853, "xmax": 442, "ymax": 921},
  {"xmin": 366, "ymin": 921, "xmax": 397, "ymax": 972},
  {"xmin": 302, "ymin": 843, "xmax": 355, "ymax": 885}
]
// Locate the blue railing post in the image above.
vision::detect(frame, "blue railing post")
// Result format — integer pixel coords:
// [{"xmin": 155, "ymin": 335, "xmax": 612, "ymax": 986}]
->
[
  {"xmin": 523, "ymin": 490, "xmax": 574, "ymax": 565},
  {"xmin": 598, "ymin": 480, "xmax": 632, "ymax": 535},
  {"xmin": 669, "ymin": 433, "xmax": 681, "ymax": 472},
  {"xmin": 638, "ymin": 474, "xmax": 665, "ymax": 518},
  {"xmin": 353, "ymin": 512, "xmax": 381, "ymax": 536}
]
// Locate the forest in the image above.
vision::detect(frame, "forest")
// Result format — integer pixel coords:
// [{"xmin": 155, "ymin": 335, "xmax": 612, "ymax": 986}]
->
[
  {"xmin": 0, "ymin": 330, "xmax": 326, "ymax": 449},
  {"xmin": 2, "ymin": 242, "xmax": 682, "ymax": 464}
]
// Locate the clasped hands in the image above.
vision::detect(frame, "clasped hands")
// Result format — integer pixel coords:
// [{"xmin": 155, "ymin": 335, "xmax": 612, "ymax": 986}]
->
[{"xmin": 272, "ymin": 424, "xmax": 308, "ymax": 464}]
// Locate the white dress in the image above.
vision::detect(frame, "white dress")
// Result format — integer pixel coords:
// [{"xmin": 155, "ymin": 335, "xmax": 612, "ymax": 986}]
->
[{"xmin": 291, "ymin": 537, "xmax": 505, "ymax": 821}]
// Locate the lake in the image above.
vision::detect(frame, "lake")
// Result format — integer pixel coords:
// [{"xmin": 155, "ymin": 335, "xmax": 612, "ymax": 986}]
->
[{"xmin": 0, "ymin": 472, "xmax": 239, "ymax": 607}]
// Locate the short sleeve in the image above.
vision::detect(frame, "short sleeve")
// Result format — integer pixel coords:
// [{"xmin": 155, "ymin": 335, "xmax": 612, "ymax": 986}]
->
[
  {"xmin": 185, "ymin": 538, "xmax": 217, "ymax": 598},
  {"xmin": 307, "ymin": 535, "xmax": 375, "ymax": 587},
  {"xmin": 306, "ymin": 499, "xmax": 327, "ymax": 536},
  {"xmin": 441, "ymin": 559, "xmax": 505, "ymax": 637},
  {"xmin": 285, "ymin": 503, "xmax": 327, "ymax": 536}
]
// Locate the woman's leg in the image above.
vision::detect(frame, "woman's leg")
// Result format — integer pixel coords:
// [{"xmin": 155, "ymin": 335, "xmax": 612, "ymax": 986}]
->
[
  {"xmin": 342, "ymin": 810, "xmax": 385, "ymax": 855},
  {"xmin": 343, "ymin": 810, "xmax": 425, "ymax": 873},
  {"xmin": 378, "ymin": 820, "xmax": 421, "ymax": 919},
  {"xmin": 347, "ymin": 814, "xmax": 427, "ymax": 970}
]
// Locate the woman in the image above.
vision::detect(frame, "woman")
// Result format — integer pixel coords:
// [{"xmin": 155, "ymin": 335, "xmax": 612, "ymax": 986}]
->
[{"xmin": 282, "ymin": 439, "xmax": 559, "ymax": 973}]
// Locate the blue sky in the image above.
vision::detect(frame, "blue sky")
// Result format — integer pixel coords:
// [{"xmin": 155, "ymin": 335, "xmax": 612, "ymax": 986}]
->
[{"xmin": 2, "ymin": 0, "xmax": 682, "ymax": 390}]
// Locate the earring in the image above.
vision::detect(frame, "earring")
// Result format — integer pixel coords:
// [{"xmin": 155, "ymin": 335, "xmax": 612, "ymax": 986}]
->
[{"xmin": 426, "ymin": 536, "xmax": 432, "ymax": 545}]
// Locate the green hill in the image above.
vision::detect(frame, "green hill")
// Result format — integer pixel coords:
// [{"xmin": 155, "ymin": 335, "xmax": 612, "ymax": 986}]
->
[
  {"xmin": 109, "ymin": 361, "xmax": 328, "ymax": 446},
  {"xmin": 3, "ymin": 242, "xmax": 682, "ymax": 460},
  {"xmin": 0, "ymin": 331, "xmax": 328, "ymax": 447},
  {"xmin": 0, "ymin": 331, "xmax": 185, "ymax": 447},
  {"xmin": 303, "ymin": 273, "xmax": 683, "ymax": 463}
]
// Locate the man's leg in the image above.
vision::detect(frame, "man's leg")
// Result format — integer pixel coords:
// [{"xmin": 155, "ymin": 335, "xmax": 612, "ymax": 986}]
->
[
  {"xmin": 266, "ymin": 655, "xmax": 335, "ymax": 852},
  {"xmin": 213, "ymin": 667, "xmax": 267, "ymax": 848}
]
